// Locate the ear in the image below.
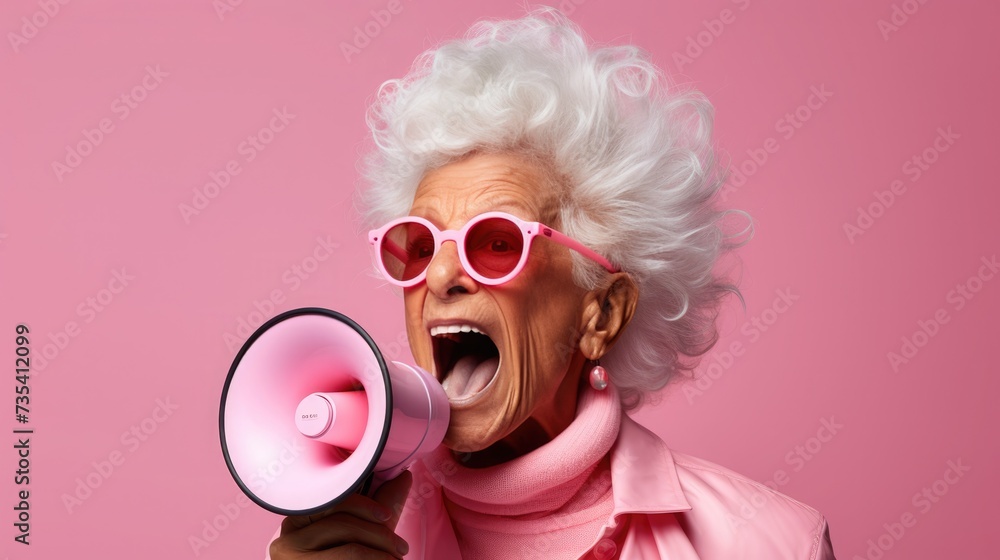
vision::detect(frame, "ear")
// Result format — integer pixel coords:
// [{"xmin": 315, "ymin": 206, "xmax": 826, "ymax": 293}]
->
[{"xmin": 578, "ymin": 272, "xmax": 639, "ymax": 361}]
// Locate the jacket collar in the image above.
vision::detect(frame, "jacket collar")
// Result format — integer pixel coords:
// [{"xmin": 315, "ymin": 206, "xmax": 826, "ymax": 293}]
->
[{"xmin": 609, "ymin": 413, "xmax": 693, "ymax": 515}]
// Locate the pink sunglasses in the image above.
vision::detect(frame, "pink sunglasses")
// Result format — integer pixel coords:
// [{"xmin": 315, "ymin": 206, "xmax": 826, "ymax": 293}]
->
[{"xmin": 368, "ymin": 211, "xmax": 618, "ymax": 287}]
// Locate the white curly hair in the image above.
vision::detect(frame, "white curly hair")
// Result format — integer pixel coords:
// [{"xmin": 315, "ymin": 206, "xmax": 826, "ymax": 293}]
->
[{"xmin": 358, "ymin": 6, "xmax": 749, "ymax": 410}]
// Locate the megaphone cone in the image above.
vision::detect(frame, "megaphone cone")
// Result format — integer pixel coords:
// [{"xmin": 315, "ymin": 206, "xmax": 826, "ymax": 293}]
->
[{"xmin": 219, "ymin": 308, "xmax": 449, "ymax": 516}]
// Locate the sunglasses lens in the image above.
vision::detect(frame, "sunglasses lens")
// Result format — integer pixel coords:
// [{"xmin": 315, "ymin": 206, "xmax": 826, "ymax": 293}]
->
[
  {"xmin": 380, "ymin": 221, "xmax": 435, "ymax": 282},
  {"xmin": 466, "ymin": 217, "xmax": 525, "ymax": 280}
]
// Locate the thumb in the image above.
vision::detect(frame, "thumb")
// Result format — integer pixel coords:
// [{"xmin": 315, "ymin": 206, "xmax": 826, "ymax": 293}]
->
[{"xmin": 373, "ymin": 469, "xmax": 413, "ymax": 531}]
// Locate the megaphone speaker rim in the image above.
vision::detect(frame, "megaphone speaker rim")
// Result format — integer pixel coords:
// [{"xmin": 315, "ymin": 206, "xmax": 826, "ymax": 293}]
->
[{"xmin": 219, "ymin": 307, "xmax": 393, "ymax": 516}]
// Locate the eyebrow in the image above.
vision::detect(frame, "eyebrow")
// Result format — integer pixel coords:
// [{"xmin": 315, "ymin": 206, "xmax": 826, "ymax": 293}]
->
[{"xmin": 475, "ymin": 197, "xmax": 537, "ymax": 219}]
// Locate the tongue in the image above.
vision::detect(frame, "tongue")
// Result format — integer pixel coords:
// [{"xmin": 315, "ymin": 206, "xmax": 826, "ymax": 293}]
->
[{"xmin": 442, "ymin": 354, "xmax": 499, "ymax": 401}]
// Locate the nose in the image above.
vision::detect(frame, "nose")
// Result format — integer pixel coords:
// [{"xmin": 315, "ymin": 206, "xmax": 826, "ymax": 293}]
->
[{"xmin": 425, "ymin": 240, "xmax": 478, "ymax": 299}]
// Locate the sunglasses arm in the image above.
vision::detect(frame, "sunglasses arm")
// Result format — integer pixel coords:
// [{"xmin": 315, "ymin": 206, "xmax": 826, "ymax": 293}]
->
[
  {"xmin": 539, "ymin": 227, "xmax": 619, "ymax": 273},
  {"xmin": 369, "ymin": 230, "xmax": 410, "ymax": 263}
]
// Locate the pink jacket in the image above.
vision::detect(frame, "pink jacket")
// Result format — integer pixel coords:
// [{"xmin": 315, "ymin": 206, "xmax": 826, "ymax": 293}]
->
[{"xmin": 396, "ymin": 414, "xmax": 836, "ymax": 559}]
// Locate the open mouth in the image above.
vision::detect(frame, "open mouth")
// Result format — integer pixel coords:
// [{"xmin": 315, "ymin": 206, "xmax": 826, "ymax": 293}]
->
[{"xmin": 431, "ymin": 325, "xmax": 501, "ymax": 405}]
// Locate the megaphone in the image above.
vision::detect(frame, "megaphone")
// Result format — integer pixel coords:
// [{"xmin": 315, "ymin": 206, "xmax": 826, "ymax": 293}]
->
[{"xmin": 219, "ymin": 307, "xmax": 449, "ymax": 516}]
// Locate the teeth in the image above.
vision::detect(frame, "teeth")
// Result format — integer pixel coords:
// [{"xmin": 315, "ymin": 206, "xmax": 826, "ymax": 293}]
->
[{"xmin": 430, "ymin": 325, "xmax": 482, "ymax": 337}]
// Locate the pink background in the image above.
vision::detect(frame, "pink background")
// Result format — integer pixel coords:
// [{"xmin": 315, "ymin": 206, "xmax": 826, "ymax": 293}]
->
[{"xmin": 2, "ymin": 1, "xmax": 997, "ymax": 558}]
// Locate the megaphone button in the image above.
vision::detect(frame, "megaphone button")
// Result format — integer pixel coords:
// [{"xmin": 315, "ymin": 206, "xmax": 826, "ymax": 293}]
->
[
  {"xmin": 295, "ymin": 394, "xmax": 334, "ymax": 437},
  {"xmin": 294, "ymin": 391, "xmax": 370, "ymax": 451}
]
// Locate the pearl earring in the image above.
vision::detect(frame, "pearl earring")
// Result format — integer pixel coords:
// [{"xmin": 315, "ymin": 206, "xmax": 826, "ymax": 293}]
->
[{"xmin": 589, "ymin": 361, "xmax": 608, "ymax": 391}]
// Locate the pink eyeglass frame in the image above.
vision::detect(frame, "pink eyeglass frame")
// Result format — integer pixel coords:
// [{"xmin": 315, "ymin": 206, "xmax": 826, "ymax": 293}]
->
[{"xmin": 368, "ymin": 211, "xmax": 619, "ymax": 287}]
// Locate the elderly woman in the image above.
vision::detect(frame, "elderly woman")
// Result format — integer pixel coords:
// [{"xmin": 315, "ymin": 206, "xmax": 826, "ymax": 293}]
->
[{"xmin": 269, "ymin": 8, "xmax": 835, "ymax": 560}]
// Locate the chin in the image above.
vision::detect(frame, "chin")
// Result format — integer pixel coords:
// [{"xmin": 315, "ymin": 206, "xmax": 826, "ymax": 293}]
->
[
  {"xmin": 443, "ymin": 435, "xmax": 482, "ymax": 454},
  {"xmin": 440, "ymin": 403, "xmax": 504, "ymax": 453}
]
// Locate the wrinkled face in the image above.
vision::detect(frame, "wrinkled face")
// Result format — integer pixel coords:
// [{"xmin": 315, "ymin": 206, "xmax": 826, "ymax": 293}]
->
[{"xmin": 403, "ymin": 152, "xmax": 589, "ymax": 454}]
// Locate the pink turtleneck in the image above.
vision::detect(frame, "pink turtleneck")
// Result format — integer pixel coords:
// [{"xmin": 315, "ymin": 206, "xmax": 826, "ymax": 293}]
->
[{"xmin": 417, "ymin": 386, "xmax": 622, "ymax": 559}]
